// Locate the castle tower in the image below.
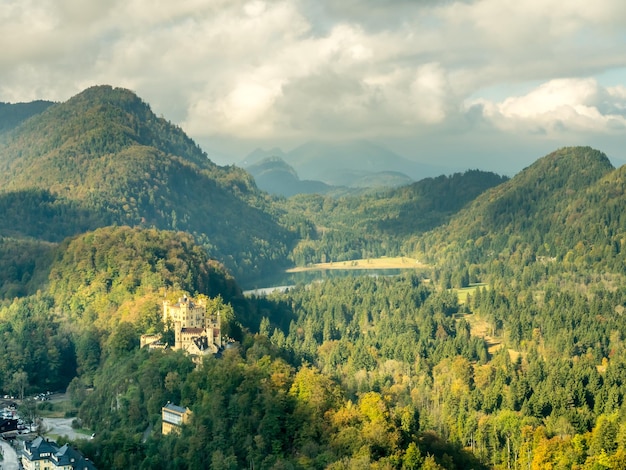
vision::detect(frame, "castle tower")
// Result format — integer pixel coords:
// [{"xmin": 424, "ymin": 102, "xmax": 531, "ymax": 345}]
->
[
  {"xmin": 163, "ymin": 296, "xmax": 207, "ymax": 329},
  {"xmin": 161, "ymin": 295, "xmax": 223, "ymax": 356}
]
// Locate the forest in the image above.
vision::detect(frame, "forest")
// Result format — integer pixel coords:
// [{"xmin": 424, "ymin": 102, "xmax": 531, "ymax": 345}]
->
[
  {"xmin": 5, "ymin": 244, "xmax": 626, "ymax": 469},
  {"xmin": 1, "ymin": 88, "xmax": 626, "ymax": 469}
]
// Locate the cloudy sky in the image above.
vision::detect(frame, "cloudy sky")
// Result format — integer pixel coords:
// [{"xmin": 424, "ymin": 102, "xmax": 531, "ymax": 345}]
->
[{"xmin": 2, "ymin": 0, "xmax": 626, "ymax": 174}]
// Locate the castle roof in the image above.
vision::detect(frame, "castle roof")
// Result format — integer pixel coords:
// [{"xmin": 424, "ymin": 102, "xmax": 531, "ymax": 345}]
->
[{"xmin": 181, "ymin": 327, "xmax": 205, "ymax": 335}]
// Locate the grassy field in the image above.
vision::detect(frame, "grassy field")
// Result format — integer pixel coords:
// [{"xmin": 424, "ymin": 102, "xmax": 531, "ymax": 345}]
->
[
  {"xmin": 36, "ymin": 398, "xmax": 76, "ymax": 418},
  {"xmin": 286, "ymin": 256, "xmax": 429, "ymax": 273},
  {"xmin": 454, "ymin": 283, "xmax": 522, "ymax": 360},
  {"xmin": 455, "ymin": 283, "xmax": 488, "ymax": 305}
]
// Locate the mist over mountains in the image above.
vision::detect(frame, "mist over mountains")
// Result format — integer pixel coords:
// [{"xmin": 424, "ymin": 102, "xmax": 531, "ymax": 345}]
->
[{"xmin": 242, "ymin": 140, "xmax": 449, "ymax": 195}]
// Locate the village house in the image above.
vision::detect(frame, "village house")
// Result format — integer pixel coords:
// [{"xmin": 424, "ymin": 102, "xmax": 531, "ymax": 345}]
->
[{"xmin": 21, "ymin": 436, "xmax": 96, "ymax": 470}]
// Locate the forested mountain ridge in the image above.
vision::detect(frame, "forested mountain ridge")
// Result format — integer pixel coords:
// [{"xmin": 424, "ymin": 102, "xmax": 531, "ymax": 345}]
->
[
  {"xmin": 416, "ymin": 147, "xmax": 622, "ymax": 277},
  {"xmin": 0, "ymin": 85, "xmax": 294, "ymax": 280},
  {"xmin": 282, "ymin": 169, "xmax": 508, "ymax": 265},
  {"xmin": 0, "ymin": 100, "xmax": 54, "ymax": 134}
]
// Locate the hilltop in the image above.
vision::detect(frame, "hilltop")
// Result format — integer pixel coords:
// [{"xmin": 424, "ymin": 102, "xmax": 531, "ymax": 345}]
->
[
  {"xmin": 416, "ymin": 146, "xmax": 625, "ymax": 282},
  {"xmin": 0, "ymin": 85, "xmax": 294, "ymax": 281}
]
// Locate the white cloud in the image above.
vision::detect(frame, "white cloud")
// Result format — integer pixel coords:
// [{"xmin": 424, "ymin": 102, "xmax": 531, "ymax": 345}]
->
[
  {"xmin": 408, "ymin": 63, "xmax": 450, "ymax": 124},
  {"xmin": 1, "ymin": 0, "xmax": 625, "ymax": 171},
  {"xmin": 470, "ymin": 78, "xmax": 626, "ymax": 134}
]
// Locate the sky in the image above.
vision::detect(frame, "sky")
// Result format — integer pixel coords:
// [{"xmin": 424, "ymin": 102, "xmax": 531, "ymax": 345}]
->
[{"xmin": 1, "ymin": 0, "xmax": 626, "ymax": 175}]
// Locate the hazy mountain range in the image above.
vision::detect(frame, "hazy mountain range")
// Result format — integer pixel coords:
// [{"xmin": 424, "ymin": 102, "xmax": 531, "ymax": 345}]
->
[{"xmin": 242, "ymin": 140, "xmax": 448, "ymax": 196}]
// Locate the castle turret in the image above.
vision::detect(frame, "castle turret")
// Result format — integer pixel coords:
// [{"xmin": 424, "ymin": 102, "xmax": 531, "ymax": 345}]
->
[{"xmin": 163, "ymin": 295, "xmax": 221, "ymax": 356}]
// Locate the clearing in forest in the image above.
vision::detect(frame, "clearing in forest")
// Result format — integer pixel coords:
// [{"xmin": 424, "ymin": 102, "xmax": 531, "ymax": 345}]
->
[
  {"xmin": 455, "ymin": 283, "xmax": 488, "ymax": 305},
  {"xmin": 286, "ymin": 256, "xmax": 429, "ymax": 273},
  {"xmin": 457, "ymin": 309, "xmax": 521, "ymax": 360}
]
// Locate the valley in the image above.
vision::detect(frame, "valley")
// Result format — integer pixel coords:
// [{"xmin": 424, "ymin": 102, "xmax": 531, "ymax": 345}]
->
[{"xmin": 0, "ymin": 87, "xmax": 625, "ymax": 469}]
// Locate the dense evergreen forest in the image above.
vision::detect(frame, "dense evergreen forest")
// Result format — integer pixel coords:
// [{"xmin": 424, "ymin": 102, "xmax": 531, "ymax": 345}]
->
[
  {"xmin": 0, "ymin": 86, "xmax": 294, "ymax": 281},
  {"xmin": 2, "ymin": 87, "xmax": 626, "ymax": 468},
  {"xmin": 280, "ymin": 170, "xmax": 507, "ymax": 266},
  {"xmin": 0, "ymin": 100, "xmax": 54, "ymax": 134}
]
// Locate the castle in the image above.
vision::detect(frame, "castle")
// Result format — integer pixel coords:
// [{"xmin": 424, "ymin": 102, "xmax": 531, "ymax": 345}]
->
[{"xmin": 141, "ymin": 295, "xmax": 222, "ymax": 358}]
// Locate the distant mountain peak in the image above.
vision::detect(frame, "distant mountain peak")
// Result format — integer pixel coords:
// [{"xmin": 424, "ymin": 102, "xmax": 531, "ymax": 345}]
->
[
  {"xmin": 246, "ymin": 156, "xmax": 334, "ymax": 197},
  {"xmin": 284, "ymin": 139, "xmax": 448, "ymax": 185},
  {"xmin": 242, "ymin": 147, "xmax": 287, "ymax": 167},
  {"xmin": 248, "ymin": 156, "xmax": 299, "ymax": 179}
]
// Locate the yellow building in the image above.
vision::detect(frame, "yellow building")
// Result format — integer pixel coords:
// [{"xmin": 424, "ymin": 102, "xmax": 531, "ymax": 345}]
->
[
  {"xmin": 163, "ymin": 296, "xmax": 222, "ymax": 357},
  {"xmin": 162, "ymin": 403, "xmax": 191, "ymax": 435},
  {"xmin": 163, "ymin": 295, "xmax": 207, "ymax": 329}
]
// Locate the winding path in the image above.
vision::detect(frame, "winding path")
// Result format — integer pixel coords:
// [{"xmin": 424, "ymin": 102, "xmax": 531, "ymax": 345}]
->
[{"xmin": 0, "ymin": 438, "xmax": 19, "ymax": 470}]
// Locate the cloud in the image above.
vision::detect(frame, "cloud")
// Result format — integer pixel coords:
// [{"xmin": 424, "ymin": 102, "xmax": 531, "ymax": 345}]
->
[
  {"xmin": 468, "ymin": 78, "xmax": 626, "ymax": 135},
  {"xmin": 1, "ymin": 0, "xmax": 625, "ymax": 171}
]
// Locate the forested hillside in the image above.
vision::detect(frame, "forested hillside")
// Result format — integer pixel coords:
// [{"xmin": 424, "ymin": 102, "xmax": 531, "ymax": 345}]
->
[
  {"xmin": 0, "ymin": 86, "xmax": 293, "ymax": 280},
  {"xmin": 3, "ymin": 85, "xmax": 626, "ymax": 469},
  {"xmin": 414, "ymin": 147, "xmax": 625, "ymax": 289},
  {"xmin": 245, "ymin": 275, "xmax": 626, "ymax": 469},
  {"xmin": 0, "ymin": 100, "xmax": 54, "ymax": 134},
  {"xmin": 282, "ymin": 170, "xmax": 507, "ymax": 266},
  {"xmin": 0, "ymin": 227, "xmax": 242, "ymax": 394}
]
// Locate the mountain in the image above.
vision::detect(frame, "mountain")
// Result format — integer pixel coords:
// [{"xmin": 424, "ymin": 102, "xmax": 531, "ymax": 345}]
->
[
  {"xmin": 324, "ymin": 169, "xmax": 413, "ymax": 188},
  {"xmin": 246, "ymin": 154, "xmax": 413, "ymax": 197},
  {"xmin": 244, "ymin": 140, "xmax": 448, "ymax": 190},
  {"xmin": 0, "ymin": 85, "xmax": 294, "ymax": 281},
  {"xmin": 285, "ymin": 140, "xmax": 446, "ymax": 182},
  {"xmin": 241, "ymin": 147, "xmax": 288, "ymax": 167},
  {"xmin": 0, "ymin": 100, "xmax": 54, "ymax": 134},
  {"xmin": 283, "ymin": 169, "xmax": 508, "ymax": 265},
  {"xmin": 246, "ymin": 157, "xmax": 333, "ymax": 197},
  {"xmin": 420, "ymin": 146, "xmax": 618, "ymax": 268}
]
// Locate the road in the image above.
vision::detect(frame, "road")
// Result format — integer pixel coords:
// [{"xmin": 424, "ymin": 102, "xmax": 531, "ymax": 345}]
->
[
  {"xmin": 41, "ymin": 417, "xmax": 91, "ymax": 441},
  {"xmin": 0, "ymin": 438, "xmax": 19, "ymax": 470}
]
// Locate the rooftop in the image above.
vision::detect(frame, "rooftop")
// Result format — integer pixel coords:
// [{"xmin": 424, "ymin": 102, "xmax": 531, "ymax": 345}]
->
[{"xmin": 163, "ymin": 403, "xmax": 188, "ymax": 414}]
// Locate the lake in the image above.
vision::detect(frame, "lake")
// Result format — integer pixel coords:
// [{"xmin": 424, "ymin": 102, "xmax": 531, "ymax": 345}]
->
[{"xmin": 242, "ymin": 267, "xmax": 423, "ymax": 296}]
